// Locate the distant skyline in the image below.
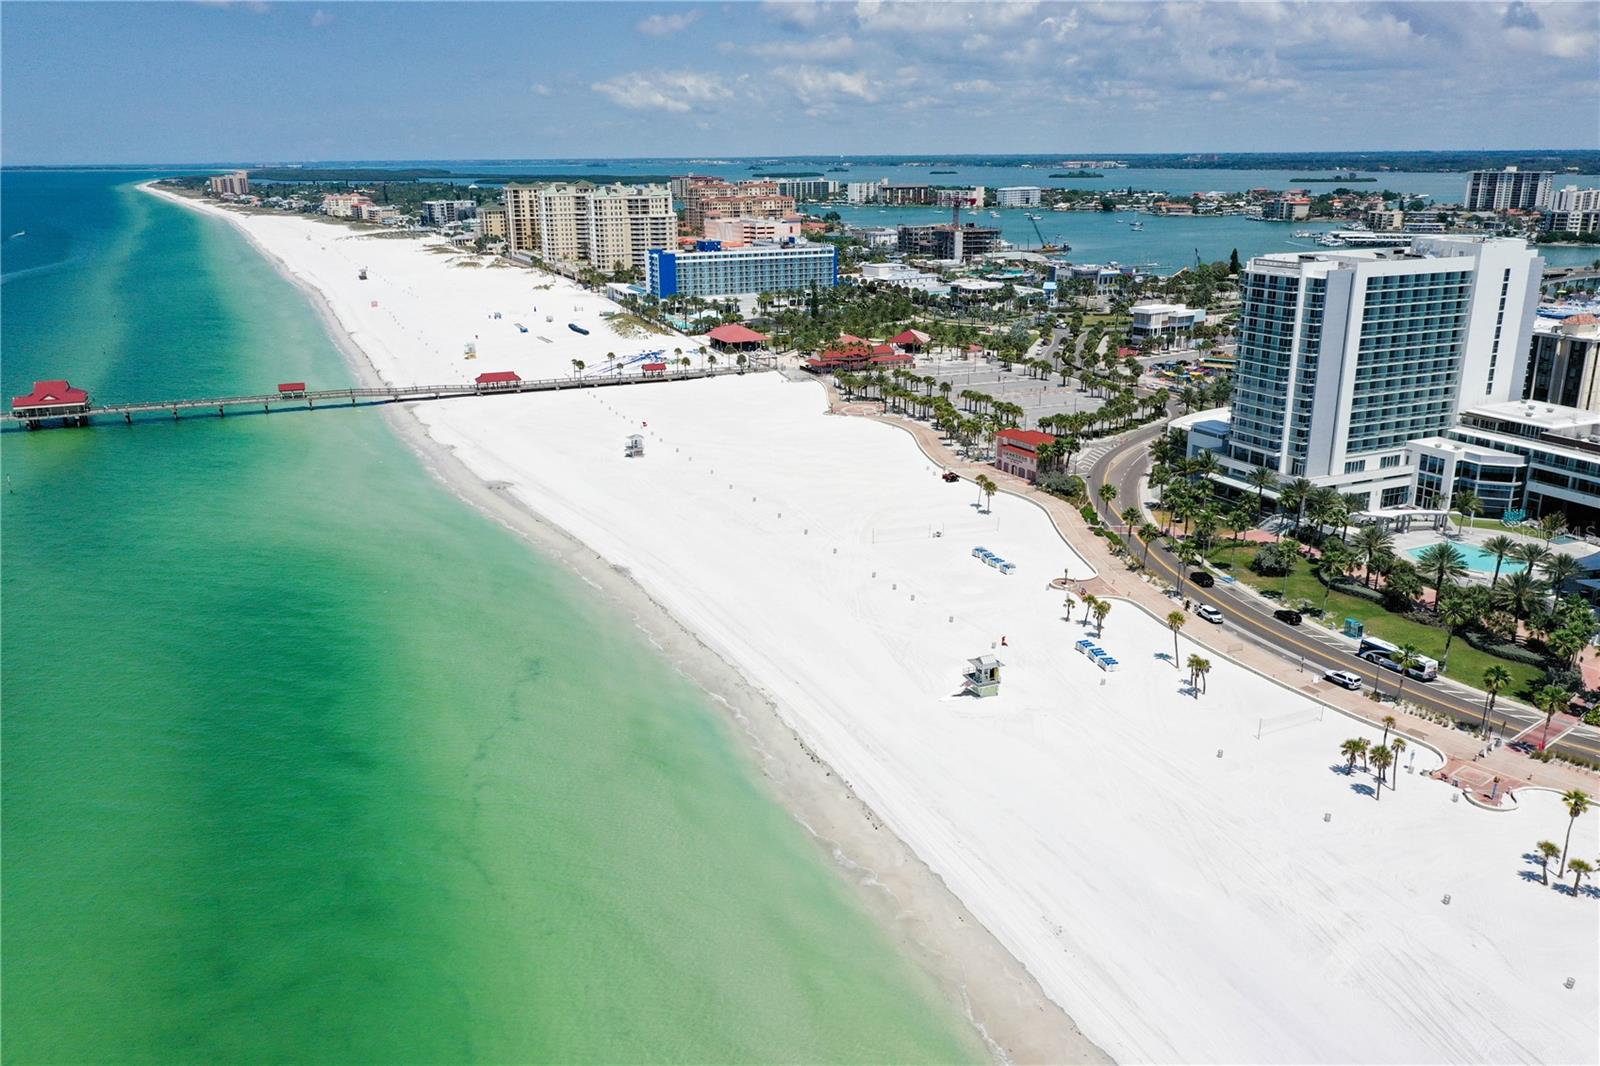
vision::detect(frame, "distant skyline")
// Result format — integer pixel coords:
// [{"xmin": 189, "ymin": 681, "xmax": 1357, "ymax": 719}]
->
[{"xmin": 3, "ymin": 1, "xmax": 1597, "ymax": 165}]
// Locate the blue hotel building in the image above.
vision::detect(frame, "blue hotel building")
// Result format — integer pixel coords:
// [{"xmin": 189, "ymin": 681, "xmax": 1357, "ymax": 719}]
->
[{"xmin": 647, "ymin": 241, "xmax": 838, "ymax": 298}]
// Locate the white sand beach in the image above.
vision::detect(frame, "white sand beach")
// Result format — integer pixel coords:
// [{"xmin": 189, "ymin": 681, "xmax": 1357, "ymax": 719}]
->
[{"xmin": 159, "ymin": 191, "xmax": 1600, "ymax": 1064}]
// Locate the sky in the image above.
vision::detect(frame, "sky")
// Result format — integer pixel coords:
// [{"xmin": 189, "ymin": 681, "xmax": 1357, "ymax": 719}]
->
[{"xmin": 2, "ymin": 1, "xmax": 1597, "ymax": 165}]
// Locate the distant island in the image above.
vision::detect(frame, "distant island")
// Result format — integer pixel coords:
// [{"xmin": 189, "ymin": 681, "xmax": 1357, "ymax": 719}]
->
[
  {"xmin": 930, "ymin": 170, "xmax": 957, "ymax": 175},
  {"xmin": 1293, "ymin": 174, "xmax": 1377, "ymax": 183},
  {"xmin": 1050, "ymin": 170, "xmax": 1102, "ymax": 178}
]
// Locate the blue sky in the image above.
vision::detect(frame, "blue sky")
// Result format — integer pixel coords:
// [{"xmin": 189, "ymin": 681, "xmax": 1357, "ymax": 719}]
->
[{"xmin": 3, "ymin": 1, "xmax": 1597, "ymax": 164}]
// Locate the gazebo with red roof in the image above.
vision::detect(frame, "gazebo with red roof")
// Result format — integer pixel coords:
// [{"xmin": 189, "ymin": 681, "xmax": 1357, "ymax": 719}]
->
[
  {"xmin": 474, "ymin": 371, "xmax": 522, "ymax": 391},
  {"xmin": 706, "ymin": 323, "xmax": 769, "ymax": 352},
  {"xmin": 12, "ymin": 380, "xmax": 91, "ymax": 427}
]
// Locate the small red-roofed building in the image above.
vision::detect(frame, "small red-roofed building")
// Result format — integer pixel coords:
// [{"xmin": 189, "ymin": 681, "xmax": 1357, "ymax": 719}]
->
[
  {"xmin": 277, "ymin": 382, "xmax": 307, "ymax": 397},
  {"xmin": 475, "ymin": 371, "xmax": 522, "ymax": 390},
  {"xmin": 995, "ymin": 428, "xmax": 1055, "ymax": 483},
  {"xmin": 642, "ymin": 362, "xmax": 668, "ymax": 377},
  {"xmin": 12, "ymin": 379, "xmax": 90, "ymax": 427}
]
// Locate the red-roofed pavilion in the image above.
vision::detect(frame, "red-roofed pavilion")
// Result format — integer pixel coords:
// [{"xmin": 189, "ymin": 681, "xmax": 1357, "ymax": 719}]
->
[
  {"xmin": 12, "ymin": 380, "xmax": 91, "ymax": 427},
  {"xmin": 706, "ymin": 323, "xmax": 769, "ymax": 352}
]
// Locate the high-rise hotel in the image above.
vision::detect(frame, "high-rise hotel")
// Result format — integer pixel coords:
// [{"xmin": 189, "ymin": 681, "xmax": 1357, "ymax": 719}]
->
[
  {"xmin": 502, "ymin": 182, "xmax": 677, "ymax": 273},
  {"xmin": 1200, "ymin": 237, "xmax": 1543, "ymax": 511}
]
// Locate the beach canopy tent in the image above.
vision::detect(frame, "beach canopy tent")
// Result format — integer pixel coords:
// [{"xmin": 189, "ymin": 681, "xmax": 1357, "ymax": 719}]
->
[
  {"xmin": 475, "ymin": 371, "xmax": 522, "ymax": 390},
  {"xmin": 12, "ymin": 379, "xmax": 89, "ymax": 414},
  {"xmin": 705, "ymin": 324, "xmax": 769, "ymax": 352}
]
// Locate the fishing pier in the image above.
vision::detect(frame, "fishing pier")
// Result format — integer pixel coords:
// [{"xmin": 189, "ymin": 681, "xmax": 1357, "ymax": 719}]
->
[{"xmin": 5, "ymin": 365, "xmax": 755, "ymax": 430}]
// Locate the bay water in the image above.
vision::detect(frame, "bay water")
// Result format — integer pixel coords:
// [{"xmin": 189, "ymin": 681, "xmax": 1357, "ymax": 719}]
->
[{"xmin": 0, "ymin": 171, "xmax": 979, "ymax": 1063}]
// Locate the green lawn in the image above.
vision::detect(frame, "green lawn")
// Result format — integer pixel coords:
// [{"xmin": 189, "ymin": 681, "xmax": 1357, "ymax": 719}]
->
[{"xmin": 1203, "ymin": 542, "xmax": 1546, "ymax": 698}]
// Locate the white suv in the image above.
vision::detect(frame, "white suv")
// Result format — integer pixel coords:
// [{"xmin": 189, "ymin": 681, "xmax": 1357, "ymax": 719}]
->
[{"xmin": 1323, "ymin": 669, "xmax": 1363, "ymax": 691}]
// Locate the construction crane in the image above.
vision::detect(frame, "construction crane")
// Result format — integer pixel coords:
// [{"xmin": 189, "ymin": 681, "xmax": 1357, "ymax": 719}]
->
[{"xmin": 1030, "ymin": 215, "xmax": 1049, "ymax": 249}]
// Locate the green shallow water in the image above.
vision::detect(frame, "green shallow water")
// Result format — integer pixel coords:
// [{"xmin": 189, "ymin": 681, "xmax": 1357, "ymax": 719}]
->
[{"xmin": 1, "ymin": 173, "xmax": 979, "ymax": 1064}]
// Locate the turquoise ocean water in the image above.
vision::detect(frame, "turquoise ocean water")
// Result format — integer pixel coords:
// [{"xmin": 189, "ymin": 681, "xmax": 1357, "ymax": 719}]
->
[{"xmin": 0, "ymin": 172, "xmax": 979, "ymax": 1063}]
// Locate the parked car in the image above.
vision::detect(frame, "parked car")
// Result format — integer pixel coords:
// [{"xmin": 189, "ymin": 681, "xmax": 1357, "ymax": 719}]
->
[
  {"xmin": 942, "ymin": 470, "xmax": 960, "ymax": 483},
  {"xmin": 1273, "ymin": 608, "xmax": 1303, "ymax": 626},
  {"xmin": 1323, "ymin": 669, "xmax": 1363, "ymax": 691},
  {"xmin": 1189, "ymin": 571, "xmax": 1215, "ymax": 588},
  {"xmin": 1196, "ymin": 604, "xmax": 1224, "ymax": 624}
]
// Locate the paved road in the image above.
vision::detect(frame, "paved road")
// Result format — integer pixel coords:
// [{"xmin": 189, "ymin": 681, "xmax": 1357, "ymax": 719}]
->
[{"xmin": 1086, "ymin": 428, "xmax": 1600, "ymax": 764}]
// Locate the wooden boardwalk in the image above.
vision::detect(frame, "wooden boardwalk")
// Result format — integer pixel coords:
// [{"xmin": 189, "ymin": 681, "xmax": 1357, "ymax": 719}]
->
[{"xmin": 4, "ymin": 366, "xmax": 758, "ymax": 429}]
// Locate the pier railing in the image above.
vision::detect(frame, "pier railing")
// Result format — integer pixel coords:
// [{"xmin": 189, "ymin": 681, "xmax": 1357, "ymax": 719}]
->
[{"xmin": 4, "ymin": 365, "xmax": 764, "ymax": 429}]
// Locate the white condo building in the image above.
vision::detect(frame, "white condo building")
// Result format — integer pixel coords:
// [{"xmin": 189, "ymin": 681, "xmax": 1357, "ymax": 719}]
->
[
  {"xmin": 1463, "ymin": 167, "xmax": 1553, "ymax": 212},
  {"xmin": 1197, "ymin": 237, "xmax": 1544, "ymax": 512},
  {"xmin": 996, "ymin": 186, "xmax": 1042, "ymax": 208}
]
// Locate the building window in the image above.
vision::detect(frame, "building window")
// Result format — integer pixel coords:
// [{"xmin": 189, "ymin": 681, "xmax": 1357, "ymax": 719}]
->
[
  {"xmin": 1380, "ymin": 454, "xmax": 1402, "ymax": 469},
  {"xmin": 1344, "ymin": 459, "xmax": 1366, "ymax": 474},
  {"xmin": 1380, "ymin": 486, "xmax": 1410, "ymax": 508}
]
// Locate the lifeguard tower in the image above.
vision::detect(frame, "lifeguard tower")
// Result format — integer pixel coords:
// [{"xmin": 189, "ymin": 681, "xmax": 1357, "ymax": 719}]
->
[
  {"xmin": 963, "ymin": 655, "xmax": 1003, "ymax": 698},
  {"xmin": 624, "ymin": 433, "xmax": 645, "ymax": 458}
]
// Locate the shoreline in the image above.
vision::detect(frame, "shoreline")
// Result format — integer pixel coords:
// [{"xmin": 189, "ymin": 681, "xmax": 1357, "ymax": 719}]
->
[{"xmin": 143, "ymin": 181, "xmax": 1110, "ymax": 1064}]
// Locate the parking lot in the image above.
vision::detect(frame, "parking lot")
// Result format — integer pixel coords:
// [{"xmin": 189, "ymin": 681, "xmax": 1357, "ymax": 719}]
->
[{"xmin": 916, "ymin": 358, "xmax": 1106, "ymax": 426}]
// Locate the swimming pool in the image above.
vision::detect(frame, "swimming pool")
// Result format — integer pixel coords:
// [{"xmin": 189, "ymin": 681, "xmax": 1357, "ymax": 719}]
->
[{"xmin": 1406, "ymin": 542, "xmax": 1526, "ymax": 576}]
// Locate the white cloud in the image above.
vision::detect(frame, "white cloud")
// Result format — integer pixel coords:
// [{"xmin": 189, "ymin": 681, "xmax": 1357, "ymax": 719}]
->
[
  {"xmin": 531, "ymin": 83, "xmax": 554, "ymax": 97},
  {"xmin": 636, "ymin": 9, "xmax": 701, "ymax": 36},
  {"xmin": 770, "ymin": 65, "xmax": 880, "ymax": 108},
  {"xmin": 591, "ymin": 70, "xmax": 732, "ymax": 113},
  {"xmin": 309, "ymin": 8, "xmax": 332, "ymax": 27}
]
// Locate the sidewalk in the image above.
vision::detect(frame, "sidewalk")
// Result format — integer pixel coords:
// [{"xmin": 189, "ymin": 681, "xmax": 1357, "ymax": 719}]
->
[{"xmin": 831, "ymin": 391, "xmax": 1599, "ymax": 800}]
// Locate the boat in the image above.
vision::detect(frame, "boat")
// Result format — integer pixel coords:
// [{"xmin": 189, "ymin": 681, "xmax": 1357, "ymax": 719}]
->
[
  {"xmin": 1293, "ymin": 230, "xmax": 1315, "ymax": 238},
  {"xmin": 1026, "ymin": 213, "xmax": 1043, "ymax": 221},
  {"xmin": 1129, "ymin": 221, "xmax": 1144, "ymax": 231},
  {"xmin": 569, "ymin": 323, "xmax": 590, "ymax": 335},
  {"xmin": 989, "ymin": 211, "xmax": 1001, "ymax": 218}
]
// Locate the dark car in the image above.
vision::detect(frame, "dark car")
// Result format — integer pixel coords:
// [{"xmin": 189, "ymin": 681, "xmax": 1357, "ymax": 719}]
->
[
  {"xmin": 1274, "ymin": 608, "xmax": 1303, "ymax": 626},
  {"xmin": 942, "ymin": 470, "xmax": 960, "ymax": 483},
  {"xmin": 1190, "ymin": 571, "xmax": 1215, "ymax": 588}
]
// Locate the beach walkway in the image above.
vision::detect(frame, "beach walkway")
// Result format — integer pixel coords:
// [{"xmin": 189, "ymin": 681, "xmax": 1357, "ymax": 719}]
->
[{"xmin": 833, "ymin": 390, "xmax": 1599, "ymax": 802}]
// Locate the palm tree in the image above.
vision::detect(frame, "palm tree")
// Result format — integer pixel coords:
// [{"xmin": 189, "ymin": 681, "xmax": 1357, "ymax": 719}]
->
[
  {"xmin": 1353, "ymin": 736, "xmax": 1371, "ymax": 771},
  {"xmin": 1380, "ymin": 714, "xmax": 1396, "ymax": 748},
  {"xmin": 1437, "ymin": 595, "xmax": 1474, "ymax": 666},
  {"xmin": 1138, "ymin": 522, "xmax": 1161, "ymax": 565},
  {"xmin": 1481, "ymin": 534, "xmax": 1518, "ymax": 587},
  {"xmin": 1533, "ymin": 686, "xmax": 1573, "ymax": 753},
  {"xmin": 1278, "ymin": 477, "xmax": 1314, "ymax": 535},
  {"xmin": 1166, "ymin": 610, "xmax": 1187, "ymax": 669},
  {"xmin": 1314, "ymin": 544, "xmax": 1350, "ymax": 612},
  {"xmin": 1388, "ymin": 737, "xmax": 1407, "ymax": 788},
  {"xmin": 1452, "ymin": 488, "xmax": 1483, "ymax": 533},
  {"xmin": 1340, "ymin": 738, "xmax": 1364, "ymax": 773},
  {"xmin": 1098, "ymin": 482, "xmax": 1118, "ymax": 511},
  {"xmin": 1492, "ymin": 569, "xmax": 1548, "ymax": 632},
  {"xmin": 1559, "ymin": 789, "xmax": 1590, "ymax": 877},
  {"xmin": 1369, "ymin": 745, "xmax": 1393, "ymax": 800},
  {"xmin": 1353, "ymin": 525, "xmax": 1395, "ymax": 588},
  {"xmin": 1119, "ymin": 506, "xmax": 1141, "ymax": 533},
  {"xmin": 571, "ymin": 358, "xmax": 586, "ymax": 375},
  {"xmin": 1479, "ymin": 664, "xmax": 1513, "ymax": 735},
  {"xmin": 1092, "ymin": 598, "xmax": 1111, "ymax": 636},
  {"xmin": 1246, "ymin": 466, "xmax": 1279, "ymax": 515},
  {"xmin": 1393, "ymin": 644, "xmax": 1423, "ymax": 705},
  {"xmin": 1513, "ymin": 542, "xmax": 1552, "ymax": 576},
  {"xmin": 1543, "ymin": 552, "xmax": 1581, "ymax": 597},
  {"xmin": 1536, "ymin": 840, "xmax": 1561, "ymax": 885},
  {"xmin": 1569, "ymin": 858, "xmax": 1595, "ymax": 897},
  {"xmin": 1415, "ymin": 542, "xmax": 1468, "ymax": 611},
  {"xmin": 975, "ymin": 474, "xmax": 997, "ymax": 513},
  {"xmin": 1187, "ymin": 655, "xmax": 1211, "ymax": 695}
]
